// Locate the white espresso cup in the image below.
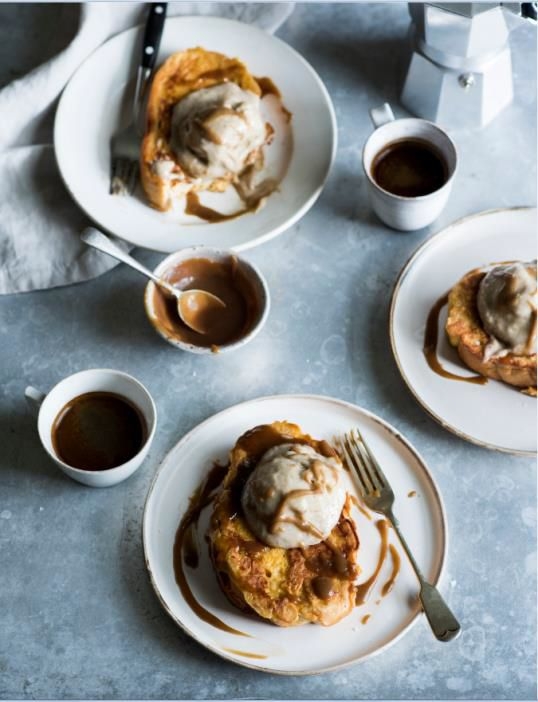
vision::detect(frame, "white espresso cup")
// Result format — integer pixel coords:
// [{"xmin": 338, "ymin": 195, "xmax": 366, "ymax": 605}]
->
[
  {"xmin": 25, "ymin": 369, "xmax": 157, "ymax": 487},
  {"xmin": 362, "ymin": 103, "xmax": 457, "ymax": 231}
]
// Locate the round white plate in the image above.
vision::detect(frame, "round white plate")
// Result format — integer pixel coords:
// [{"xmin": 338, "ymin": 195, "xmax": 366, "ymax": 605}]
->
[
  {"xmin": 390, "ymin": 207, "xmax": 537, "ymax": 456},
  {"xmin": 54, "ymin": 16, "xmax": 336, "ymax": 252},
  {"xmin": 143, "ymin": 394, "xmax": 447, "ymax": 674}
]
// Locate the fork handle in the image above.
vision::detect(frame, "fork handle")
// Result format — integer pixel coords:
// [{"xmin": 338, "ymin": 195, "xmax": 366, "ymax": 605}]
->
[
  {"xmin": 419, "ymin": 582, "xmax": 461, "ymax": 642},
  {"xmin": 387, "ymin": 510, "xmax": 461, "ymax": 642}
]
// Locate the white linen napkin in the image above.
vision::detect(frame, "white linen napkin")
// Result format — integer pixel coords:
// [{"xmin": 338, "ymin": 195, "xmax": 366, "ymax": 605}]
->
[{"xmin": 0, "ymin": 2, "xmax": 294, "ymax": 294}]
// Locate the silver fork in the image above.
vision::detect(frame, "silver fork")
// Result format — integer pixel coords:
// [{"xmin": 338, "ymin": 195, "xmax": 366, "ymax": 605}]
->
[
  {"xmin": 340, "ymin": 427, "xmax": 461, "ymax": 642},
  {"xmin": 110, "ymin": 3, "xmax": 167, "ymax": 196}
]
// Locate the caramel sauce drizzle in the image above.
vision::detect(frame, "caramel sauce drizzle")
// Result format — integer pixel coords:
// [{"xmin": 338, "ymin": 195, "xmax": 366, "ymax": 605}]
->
[
  {"xmin": 355, "ymin": 520, "xmax": 390, "ymax": 605},
  {"xmin": 182, "ymin": 523, "xmax": 199, "ymax": 569},
  {"xmin": 268, "ymin": 458, "xmax": 337, "ymax": 538},
  {"xmin": 185, "ymin": 192, "xmax": 248, "ymax": 223},
  {"xmin": 255, "ymin": 76, "xmax": 281, "ymax": 98},
  {"xmin": 523, "ymin": 261, "xmax": 537, "ymax": 353},
  {"xmin": 318, "ymin": 439, "xmax": 338, "ymax": 460},
  {"xmin": 281, "ymin": 106, "xmax": 292, "ymax": 124},
  {"xmin": 270, "ymin": 488, "xmax": 319, "ymax": 534},
  {"xmin": 381, "ymin": 544, "xmax": 401, "ymax": 597},
  {"xmin": 199, "ymin": 107, "xmax": 248, "ymax": 145},
  {"xmin": 173, "ymin": 462, "xmax": 249, "ymax": 637},
  {"xmin": 350, "ymin": 494, "xmax": 372, "ymax": 521},
  {"xmin": 255, "ymin": 76, "xmax": 292, "ymax": 123},
  {"xmin": 274, "ymin": 512, "xmax": 324, "ymax": 540},
  {"xmin": 525, "ymin": 308, "xmax": 537, "ymax": 355},
  {"xmin": 423, "ymin": 292, "xmax": 488, "ymax": 385},
  {"xmin": 496, "ymin": 269, "xmax": 521, "ymax": 311},
  {"xmin": 185, "ymin": 180, "xmax": 275, "ymax": 223},
  {"xmin": 224, "ymin": 648, "xmax": 268, "ymax": 660},
  {"xmin": 354, "ymin": 523, "xmax": 402, "ymax": 605}
]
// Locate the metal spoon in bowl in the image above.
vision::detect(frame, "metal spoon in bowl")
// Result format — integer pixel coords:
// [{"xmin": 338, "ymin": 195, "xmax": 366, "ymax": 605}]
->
[{"xmin": 80, "ymin": 228, "xmax": 226, "ymax": 335}]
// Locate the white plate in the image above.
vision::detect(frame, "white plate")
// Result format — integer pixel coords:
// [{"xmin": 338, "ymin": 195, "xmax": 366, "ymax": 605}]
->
[
  {"xmin": 390, "ymin": 207, "xmax": 537, "ymax": 456},
  {"xmin": 143, "ymin": 394, "xmax": 447, "ymax": 674},
  {"xmin": 54, "ymin": 16, "xmax": 336, "ymax": 252}
]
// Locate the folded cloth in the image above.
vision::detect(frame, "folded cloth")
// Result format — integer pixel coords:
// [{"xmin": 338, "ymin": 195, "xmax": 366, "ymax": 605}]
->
[{"xmin": 0, "ymin": 2, "xmax": 294, "ymax": 294}]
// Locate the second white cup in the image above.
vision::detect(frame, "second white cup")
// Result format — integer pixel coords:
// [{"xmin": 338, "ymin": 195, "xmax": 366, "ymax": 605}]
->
[{"xmin": 362, "ymin": 103, "xmax": 457, "ymax": 231}]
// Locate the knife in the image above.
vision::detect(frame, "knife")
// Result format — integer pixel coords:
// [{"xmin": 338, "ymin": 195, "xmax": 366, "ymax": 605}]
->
[{"xmin": 133, "ymin": 3, "xmax": 168, "ymax": 132}]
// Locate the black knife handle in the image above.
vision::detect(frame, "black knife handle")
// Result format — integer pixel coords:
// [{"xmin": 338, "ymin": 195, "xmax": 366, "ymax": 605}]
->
[
  {"xmin": 141, "ymin": 3, "xmax": 167, "ymax": 70},
  {"xmin": 521, "ymin": 3, "xmax": 537, "ymax": 21}
]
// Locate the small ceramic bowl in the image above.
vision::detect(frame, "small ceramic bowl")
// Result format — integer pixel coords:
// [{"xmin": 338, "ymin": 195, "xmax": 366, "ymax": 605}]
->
[{"xmin": 144, "ymin": 246, "xmax": 270, "ymax": 354}]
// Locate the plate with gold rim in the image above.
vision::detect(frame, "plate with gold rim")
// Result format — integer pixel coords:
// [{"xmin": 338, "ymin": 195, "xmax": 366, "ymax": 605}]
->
[
  {"xmin": 142, "ymin": 394, "xmax": 448, "ymax": 674},
  {"xmin": 390, "ymin": 207, "xmax": 537, "ymax": 456},
  {"xmin": 54, "ymin": 16, "xmax": 336, "ymax": 253}
]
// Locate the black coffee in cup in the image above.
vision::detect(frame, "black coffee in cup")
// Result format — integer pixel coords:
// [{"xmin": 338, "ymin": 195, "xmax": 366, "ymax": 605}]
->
[
  {"xmin": 51, "ymin": 391, "xmax": 146, "ymax": 471},
  {"xmin": 372, "ymin": 138, "xmax": 448, "ymax": 198}
]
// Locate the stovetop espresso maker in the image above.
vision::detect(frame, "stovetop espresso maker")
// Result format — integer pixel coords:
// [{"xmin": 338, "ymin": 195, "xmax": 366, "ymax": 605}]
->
[{"xmin": 401, "ymin": 3, "xmax": 537, "ymax": 128}]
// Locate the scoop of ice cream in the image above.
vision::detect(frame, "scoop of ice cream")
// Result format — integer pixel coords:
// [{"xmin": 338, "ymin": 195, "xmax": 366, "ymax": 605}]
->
[
  {"xmin": 241, "ymin": 443, "xmax": 346, "ymax": 549},
  {"xmin": 170, "ymin": 82, "xmax": 266, "ymax": 180},
  {"xmin": 477, "ymin": 261, "xmax": 537, "ymax": 356}
]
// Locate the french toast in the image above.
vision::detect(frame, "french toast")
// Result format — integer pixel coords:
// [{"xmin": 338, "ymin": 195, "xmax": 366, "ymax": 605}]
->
[
  {"xmin": 140, "ymin": 47, "xmax": 264, "ymax": 212},
  {"xmin": 446, "ymin": 266, "xmax": 537, "ymax": 394},
  {"xmin": 208, "ymin": 422, "xmax": 360, "ymax": 627}
]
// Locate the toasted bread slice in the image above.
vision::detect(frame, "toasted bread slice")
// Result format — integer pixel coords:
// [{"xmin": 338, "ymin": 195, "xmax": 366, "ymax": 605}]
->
[
  {"xmin": 446, "ymin": 266, "xmax": 537, "ymax": 393},
  {"xmin": 208, "ymin": 422, "xmax": 360, "ymax": 627},
  {"xmin": 140, "ymin": 47, "xmax": 261, "ymax": 211}
]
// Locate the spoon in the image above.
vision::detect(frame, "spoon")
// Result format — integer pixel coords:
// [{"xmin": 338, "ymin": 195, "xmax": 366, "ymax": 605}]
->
[{"xmin": 80, "ymin": 228, "xmax": 226, "ymax": 335}]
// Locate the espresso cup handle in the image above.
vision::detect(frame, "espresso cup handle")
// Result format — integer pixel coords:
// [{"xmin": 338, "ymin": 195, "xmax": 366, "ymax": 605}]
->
[
  {"xmin": 25, "ymin": 386, "xmax": 46, "ymax": 413},
  {"xmin": 369, "ymin": 103, "xmax": 395, "ymax": 129}
]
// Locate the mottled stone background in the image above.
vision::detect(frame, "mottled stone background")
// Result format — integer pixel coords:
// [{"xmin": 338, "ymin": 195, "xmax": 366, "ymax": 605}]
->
[{"xmin": 0, "ymin": 3, "xmax": 536, "ymax": 699}]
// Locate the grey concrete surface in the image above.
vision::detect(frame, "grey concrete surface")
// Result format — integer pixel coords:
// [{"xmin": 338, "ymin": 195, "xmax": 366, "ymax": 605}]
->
[{"xmin": 0, "ymin": 3, "xmax": 536, "ymax": 699}]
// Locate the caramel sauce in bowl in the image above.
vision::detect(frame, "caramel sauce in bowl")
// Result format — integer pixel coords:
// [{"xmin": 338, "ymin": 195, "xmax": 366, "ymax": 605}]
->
[{"xmin": 144, "ymin": 246, "xmax": 270, "ymax": 354}]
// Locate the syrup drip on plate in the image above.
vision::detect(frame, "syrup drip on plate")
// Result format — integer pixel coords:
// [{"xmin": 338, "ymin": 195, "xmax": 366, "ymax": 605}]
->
[
  {"xmin": 355, "ymin": 520, "xmax": 390, "ymax": 605},
  {"xmin": 350, "ymin": 494, "xmax": 372, "ymax": 521},
  {"xmin": 173, "ymin": 462, "xmax": 250, "ymax": 637},
  {"xmin": 381, "ymin": 544, "xmax": 401, "ymax": 597},
  {"xmin": 423, "ymin": 292, "xmax": 487, "ymax": 385},
  {"xmin": 185, "ymin": 192, "xmax": 248, "ymax": 223},
  {"xmin": 224, "ymin": 648, "xmax": 268, "ymax": 660}
]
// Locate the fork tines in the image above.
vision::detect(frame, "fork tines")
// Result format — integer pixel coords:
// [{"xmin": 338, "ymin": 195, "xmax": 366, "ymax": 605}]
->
[
  {"xmin": 110, "ymin": 157, "xmax": 139, "ymax": 196},
  {"xmin": 341, "ymin": 427, "xmax": 389, "ymax": 498}
]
